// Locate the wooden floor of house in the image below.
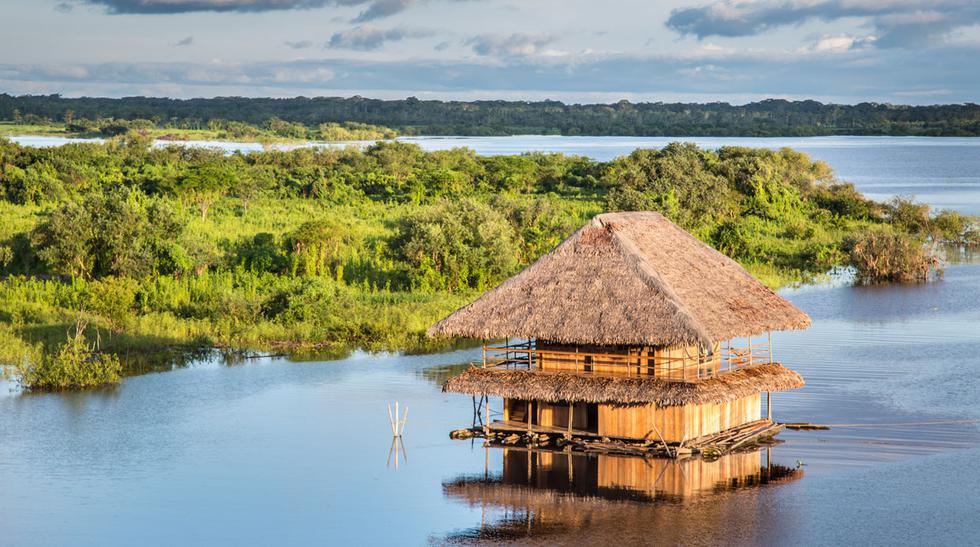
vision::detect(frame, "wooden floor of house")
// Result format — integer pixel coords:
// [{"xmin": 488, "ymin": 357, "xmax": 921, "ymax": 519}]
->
[
  {"xmin": 488, "ymin": 419, "xmax": 600, "ymax": 438},
  {"xmin": 480, "ymin": 418, "xmax": 785, "ymax": 457}
]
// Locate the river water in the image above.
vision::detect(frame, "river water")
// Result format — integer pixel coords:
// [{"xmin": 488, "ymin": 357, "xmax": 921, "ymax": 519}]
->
[{"xmin": 2, "ymin": 137, "xmax": 980, "ymax": 545}]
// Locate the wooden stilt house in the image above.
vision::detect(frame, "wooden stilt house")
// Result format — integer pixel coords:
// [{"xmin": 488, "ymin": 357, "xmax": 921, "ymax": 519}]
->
[{"xmin": 431, "ymin": 212, "xmax": 810, "ymax": 448}]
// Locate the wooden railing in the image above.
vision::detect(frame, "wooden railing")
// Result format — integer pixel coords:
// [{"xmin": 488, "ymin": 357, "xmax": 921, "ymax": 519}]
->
[{"xmin": 482, "ymin": 337, "xmax": 774, "ymax": 382}]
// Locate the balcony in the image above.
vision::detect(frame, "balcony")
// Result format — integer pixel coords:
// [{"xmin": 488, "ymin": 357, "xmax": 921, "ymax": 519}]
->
[{"xmin": 481, "ymin": 337, "xmax": 775, "ymax": 382}]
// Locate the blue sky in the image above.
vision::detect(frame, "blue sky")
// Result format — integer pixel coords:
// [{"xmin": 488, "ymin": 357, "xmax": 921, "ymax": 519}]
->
[{"xmin": 2, "ymin": 0, "xmax": 978, "ymax": 104}]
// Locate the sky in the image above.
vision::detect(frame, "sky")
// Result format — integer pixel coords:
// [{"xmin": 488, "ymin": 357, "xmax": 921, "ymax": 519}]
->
[{"xmin": 1, "ymin": 0, "xmax": 979, "ymax": 104}]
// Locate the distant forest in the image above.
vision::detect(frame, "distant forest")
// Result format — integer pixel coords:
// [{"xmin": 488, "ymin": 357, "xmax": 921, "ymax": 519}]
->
[{"xmin": 3, "ymin": 94, "xmax": 980, "ymax": 137}]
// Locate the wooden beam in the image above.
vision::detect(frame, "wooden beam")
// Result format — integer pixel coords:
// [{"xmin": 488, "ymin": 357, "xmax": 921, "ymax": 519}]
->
[
  {"xmin": 527, "ymin": 401, "xmax": 533, "ymax": 432},
  {"xmin": 568, "ymin": 402, "xmax": 574, "ymax": 435}
]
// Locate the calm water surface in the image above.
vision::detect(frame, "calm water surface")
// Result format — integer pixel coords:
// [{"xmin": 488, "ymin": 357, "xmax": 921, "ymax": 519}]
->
[
  {"xmin": 2, "ymin": 260, "xmax": 979, "ymax": 546},
  {"xmin": 11, "ymin": 134, "xmax": 980, "ymax": 214}
]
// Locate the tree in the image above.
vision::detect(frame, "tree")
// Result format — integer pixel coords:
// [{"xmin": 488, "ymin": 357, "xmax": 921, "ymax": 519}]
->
[
  {"xmin": 32, "ymin": 189, "xmax": 186, "ymax": 278},
  {"xmin": 172, "ymin": 161, "xmax": 237, "ymax": 218},
  {"xmin": 285, "ymin": 219, "xmax": 360, "ymax": 277},
  {"xmin": 392, "ymin": 199, "xmax": 519, "ymax": 292}
]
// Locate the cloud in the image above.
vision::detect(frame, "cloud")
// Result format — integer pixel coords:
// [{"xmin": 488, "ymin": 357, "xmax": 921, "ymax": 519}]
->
[
  {"xmin": 433, "ymin": 41, "xmax": 450, "ymax": 51},
  {"xmin": 54, "ymin": 2, "xmax": 74, "ymax": 12},
  {"xmin": 284, "ymin": 40, "xmax": 314, "ymax": 49},
  {"xmin": 665, "ymin": 0, "xmax": 980, "ymax": 48},
  {"xmin": 466, "ymin": 33, "xmax": 557, "ymax": 58},
  {"xmin": 3, "ymin": 43, "xmax": 979, "ymax": 104},
  {"xmin": 801, "ymin": 34, "xmax": 877, "ymax": 54},
  {"xmin": 327, "ymin": 26, "xmax": 432, "ymax": 50},
  {"xmin": 174, "ymin": 36, "xmax": 194, "ymax": 46},
  {"xmin": 73, "ymin": 0, "xmax": 362, "ymax": 14},
  {"xmin": 351, "ymin": 0, "xmax": 413, "ymax": 22}
]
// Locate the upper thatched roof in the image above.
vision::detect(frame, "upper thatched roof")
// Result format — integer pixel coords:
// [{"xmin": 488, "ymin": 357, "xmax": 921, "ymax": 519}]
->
[
  {"xmin": 442, "ymin": 364, "xmax": 804, "ymax": 406},
  {"xmin": 429, "ymin": 211, "xmax": 810, "ymax": 347}
]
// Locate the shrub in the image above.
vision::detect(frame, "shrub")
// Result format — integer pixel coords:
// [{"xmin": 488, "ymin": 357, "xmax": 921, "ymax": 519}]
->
[
  {"xmin": 12, "ymin": 318, "xmax": 122, "ymax": 390},
  {"xmin": 392, "ymin": 198, "xmax": 518, "ymax": 292},
  {"xmin": 846, "ymin": 229, "xmax": 936, "ymax": 284},
  {"xmin": 31, "ymin": 188, "xmax": 187, "ymax": 279},
  {"xmin": 885, "ymin": 197, "xmax": 931, "ymax": 235}
]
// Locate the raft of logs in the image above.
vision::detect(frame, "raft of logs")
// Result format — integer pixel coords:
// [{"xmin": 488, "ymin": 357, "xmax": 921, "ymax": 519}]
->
[{"xmin": 450, "ymin": 419, "xmax": 785, "ymax": 459}]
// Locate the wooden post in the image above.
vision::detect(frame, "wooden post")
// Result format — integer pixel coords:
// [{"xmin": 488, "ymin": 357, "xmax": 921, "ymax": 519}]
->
[
  {"xmin": 527, "ymin": 401, "xmax": 533, "ymax": 432},
  {"xmin": 767, "ymin": 391, "xmax": 773, "ymax": 421},
  {"xmin": 768, "ymin": 331, "xmax": 774, "ymax": 364},
  {"xmin": 482, "ymin": 345, "xmax": 487, "ymax": 368},
  {"xmin": 568, "ymin": 402, "xmax": 574, "ymax": 436}
]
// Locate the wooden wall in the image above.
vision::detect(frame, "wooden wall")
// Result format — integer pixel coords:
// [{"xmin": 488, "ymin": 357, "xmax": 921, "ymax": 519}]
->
[
  {"xmin": 504, "ymin": 399, "xmax": 590, "ymax": 430},
  {"xmin": 598, "ymin": 393, "xmax": 761, "ymax": 442},
  {"xmin": 536, "ymin": 341, "xmax": 722, "ymax": 379}
]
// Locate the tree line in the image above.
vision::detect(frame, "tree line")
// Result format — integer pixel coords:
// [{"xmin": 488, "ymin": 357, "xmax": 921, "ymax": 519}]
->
[{"xmin": 3, "ymin": 94, "xmax": 980, "ymax": 137}]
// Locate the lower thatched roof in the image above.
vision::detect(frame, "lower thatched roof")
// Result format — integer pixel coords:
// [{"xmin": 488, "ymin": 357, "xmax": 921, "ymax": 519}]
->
[{"xmin": 442, "ymin": 364, "xmax": 804, "ymax": 406}]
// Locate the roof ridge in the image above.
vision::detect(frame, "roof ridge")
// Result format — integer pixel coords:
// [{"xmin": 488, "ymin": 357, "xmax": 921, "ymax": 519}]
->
[{"xmin": 599, "ymin": 215, "xmax": 714, "ymax": 347}]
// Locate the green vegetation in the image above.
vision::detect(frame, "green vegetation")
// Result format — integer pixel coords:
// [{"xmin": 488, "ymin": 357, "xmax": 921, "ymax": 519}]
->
[
  {"xmin": 2, "ymin": 317, "xmax": 121, "ymax": 390},
  {"xmin": 0, "ymin": 136, "xmax": 974, "ymax": 388},
  {"xmin": 4, "ymin": 94, "xmax": 980, "ymax": 136},
  {"xmin": 0, "ymin": 116, "xmax": 396, "ymax": 143}
]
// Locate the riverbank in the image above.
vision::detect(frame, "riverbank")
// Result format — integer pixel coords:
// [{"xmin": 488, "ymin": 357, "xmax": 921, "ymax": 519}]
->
[
  {"xmin": 0, "ymin": 120, "xmax": 397, "ymax": 145},
  {"xmin": 1, "ymin": 136, "xmax": 975, "ymax": 386}
]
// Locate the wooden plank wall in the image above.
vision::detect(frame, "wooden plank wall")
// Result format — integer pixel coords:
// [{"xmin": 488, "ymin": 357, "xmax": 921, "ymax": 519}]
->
[
  {"xmin": 598, "ymin": 393, "xmax": 761, "ymax": 442},
  {"xmin": 536, "ymin": 401, "xmax": 590, "ymax": 430},
  {"xmin": 536, "ymin": 341, "xmax": 722, "ymax": 378}
]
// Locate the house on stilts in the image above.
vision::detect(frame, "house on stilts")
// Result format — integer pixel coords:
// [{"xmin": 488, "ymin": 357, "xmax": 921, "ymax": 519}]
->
[{"xmin": 430, "ymin": 211, "xmax": 811, "ymax": 453}]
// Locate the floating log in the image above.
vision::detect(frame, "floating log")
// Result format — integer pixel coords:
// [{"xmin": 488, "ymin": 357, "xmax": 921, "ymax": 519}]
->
[{"xmin": 784, "ymin": 422, "xmax": 831, "ymax": 430}]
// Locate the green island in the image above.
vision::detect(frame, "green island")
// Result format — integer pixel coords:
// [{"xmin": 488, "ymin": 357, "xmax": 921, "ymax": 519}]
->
[
  {"xmin": 0, "ymin": 116, "xmax": 396, "ymax": 143},
  {"xmin": 4, "ymin": 94, "xmax": 980, "ymax": 136},
  {"xmin": 0, "ymin": 135, "xmax": 976, "ymax": 389}
]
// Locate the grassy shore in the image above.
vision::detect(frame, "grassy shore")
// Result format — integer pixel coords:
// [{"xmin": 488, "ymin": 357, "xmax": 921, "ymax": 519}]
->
[
  {"xmin": 1, "ymin": 136, "xmax": 973, "ymax": 386},
  {"xmin": 0, "ymin": 120, "xmax": 396, "ymax": 144}
]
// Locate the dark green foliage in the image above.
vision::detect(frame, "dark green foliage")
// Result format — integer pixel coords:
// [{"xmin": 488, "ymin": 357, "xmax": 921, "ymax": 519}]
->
[
  {"xmin": 4, "ymin": 94, "xmax": 980, "ymax": 136},
  {"xmin": 392, "ymin": 199, "xmax": 519, "ymax": 292},
  {"xmin": 604, "ymin": 143, "xmax": 737, "ymax": 237},
  {"xmin": 31, "ymin": 188, "xmax": 186, "ymax": 278},
  {"xmin": 885, "ymin": 196, "xmax": 932, "ymax": 235}
]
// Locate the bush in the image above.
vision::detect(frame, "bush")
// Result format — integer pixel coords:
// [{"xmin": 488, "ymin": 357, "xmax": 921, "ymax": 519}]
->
[
  {"xmin": 392, "ymin": 198, "xmax": 518, "ymax": 292},
  {"xmin": 846, "ymin": 229, "xmax": 936, "ymax": 284},
  {"xmin": 885, "ymin": 197, "xmax": 931, "ymax": 235},
  {"xmin": 31, "ymin": 188, "xmax": 186, "ymax": 279},
  {"xmin": 12, "ymin": 319, "xmax": 122, "ymax": 390}
]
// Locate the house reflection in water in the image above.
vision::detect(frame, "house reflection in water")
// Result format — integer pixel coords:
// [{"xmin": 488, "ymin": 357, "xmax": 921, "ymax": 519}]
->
[{"xmin": 441, "ymin": 447, "xmax": 802, "ymax": 543}]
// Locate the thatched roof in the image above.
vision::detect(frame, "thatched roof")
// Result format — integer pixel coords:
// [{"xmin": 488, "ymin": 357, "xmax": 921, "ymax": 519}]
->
[
  {"xmin": 429, "ymin": 211, "xmax": 811, "ymax": 347},
  {"xmin": 442, "ymin": 364, "xmax": 804, "ymax": 406}
]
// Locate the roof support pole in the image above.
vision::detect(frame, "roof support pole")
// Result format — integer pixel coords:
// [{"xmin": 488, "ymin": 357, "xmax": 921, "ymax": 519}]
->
[
  {"xmin": 527, "ymin": 401, "xmax": 533, "ymax": 432},
  {"xmin": 568, "ymin": 402, "xmax": 574, "ymax": 437},
  {"xmin": 767, "ymin": 391, "xmax": 773, "ymax": 422},
  {"xmin": 768, "ymin": 331, "xmax": 774, "ymax": 364}
]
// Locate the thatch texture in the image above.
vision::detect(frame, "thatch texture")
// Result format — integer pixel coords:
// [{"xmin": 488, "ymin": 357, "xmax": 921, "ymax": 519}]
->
[
  {"xmin": 442, "ymin": 364, "xmax": 804, "ymax": 406},
  {"xmin": 429, "ymin": 211, "xmax": 811, "ymax": 347}
]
